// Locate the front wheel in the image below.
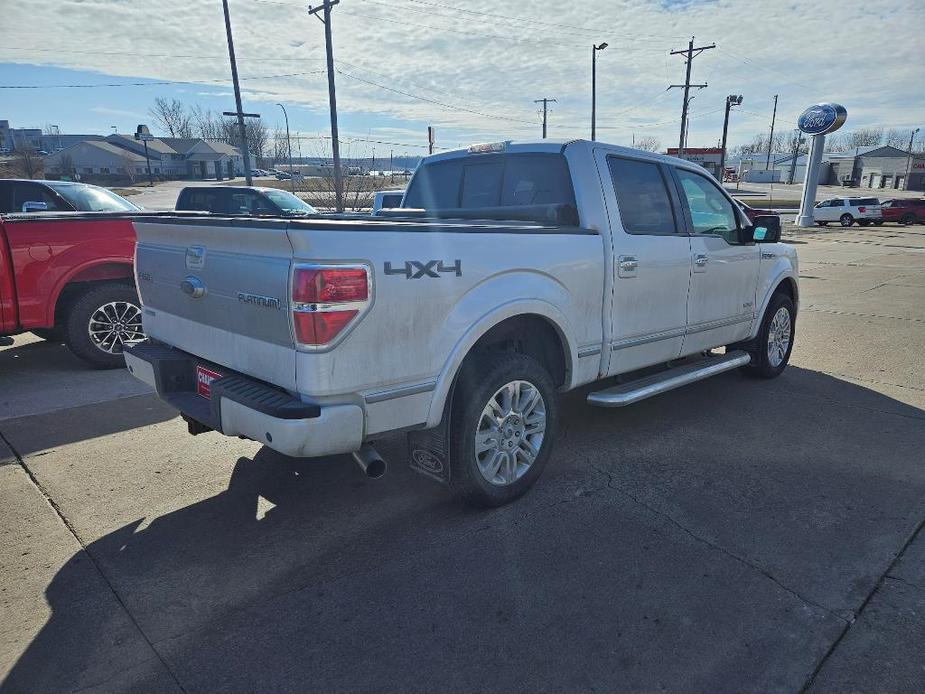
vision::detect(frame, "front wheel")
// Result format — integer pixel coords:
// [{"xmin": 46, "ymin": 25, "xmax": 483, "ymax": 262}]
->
[
  {"xmin": 64, "ymin": 283, "xmax": 145, "ymax": 368},
  {"xmin": 743, "ymin": 294, "xmax": 795, "ymax": 379},
  {"xmin": 449, "ymin": 353, "xmax": 558, "ymax": 507},
  {"xmin": 840, "ymin": 214, "xmax": 854, "ymax": 227}
]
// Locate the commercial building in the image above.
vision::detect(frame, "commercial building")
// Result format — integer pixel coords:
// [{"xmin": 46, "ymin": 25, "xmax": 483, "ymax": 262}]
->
[
  {"xmin": 821, "ymin": 145, "xmax": 925, "ymax": 191},
  {"xmin": 0, "ymin": 120, "xmax": 43, "ymax": 151},
  {"xmin": 666, "ymin": 148, "xmax": 724, "ymax": 178},
  {"xmin": 44, "ymin": 134, "xmax": 247, "ymax": 181}
]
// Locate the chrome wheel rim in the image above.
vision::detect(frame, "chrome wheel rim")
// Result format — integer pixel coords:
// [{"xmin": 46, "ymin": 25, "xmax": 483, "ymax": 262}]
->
[
  {"xmin": 88, "ymin": 301, "xmax": 144, "ymax": 354},
  {"xmin": 767, "ymin": 306, "xmax": 792, "ymax": 368},
  {"xmin": 840, "ymin": 215, "xmax": 852, "ymax": 227},
  {"xmin": 474, "ymin": 380, "xmax": 546, "ymax": 486}
]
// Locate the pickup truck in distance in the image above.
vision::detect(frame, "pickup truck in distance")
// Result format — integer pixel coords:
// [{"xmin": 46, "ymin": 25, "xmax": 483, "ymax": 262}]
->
[
  {"xmin": 125, "ymin": 140, "xmax": 798, "ymax": 507},
  {"xmin": 175, "ymin": 185, "xmax": 317, "ymax": 216},
  {"xmin": 1, "ymin": 212, "xmax": 144, "ymax": 367}
]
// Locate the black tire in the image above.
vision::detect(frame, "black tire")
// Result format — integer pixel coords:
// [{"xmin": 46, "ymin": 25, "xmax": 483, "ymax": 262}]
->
[
  {"xmin": 840, "ymin": 214, "xmax": 854, "ymax": 227},
  {"xmin": 901, "ymin": 213, "xmax": 916, "ymax": 225},
  {"xmin": 64, "ymin": 283, "xmax": 144, "ymax": 369},
  {"xmin": 742, "ymin": 293, "xmax": 795, "ymax": 379},
  {"xmin": 448, "ymin": 352, "xmax": 559, "ymax": 507},
  {"xmin": 874, "ymin": 221, "xmax": 884, "ymax": 226},
  {"xmin": 815, "ymin": 221, "xmax": 829, "ymax": 227},
  {"xmin": 858, "ymin": 220, "xmax": 871, "ymax": 227},
  {"xmin": 32, "ymin": 327, "xmax": 65, "ymax": 342}
]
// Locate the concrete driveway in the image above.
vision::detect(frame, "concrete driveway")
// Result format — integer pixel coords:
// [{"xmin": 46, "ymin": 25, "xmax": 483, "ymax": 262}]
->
[{"xmin": 1, "ymin": 225, "xmax": 924, "ymax": 693}]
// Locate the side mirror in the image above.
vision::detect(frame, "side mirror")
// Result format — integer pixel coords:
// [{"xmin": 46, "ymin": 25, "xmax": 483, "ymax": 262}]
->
[
  {"xmin": 21, "ymin": 201, "xmax": 49, "ymax": 213},
  {"xmin": 750, "ymin": 214, "xmax": 781, "ymax": 243}
]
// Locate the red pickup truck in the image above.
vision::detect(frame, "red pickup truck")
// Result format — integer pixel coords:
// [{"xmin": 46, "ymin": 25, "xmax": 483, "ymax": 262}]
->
[{"xmin": 1, "ymin": 212, "xmax": 144, "ymax": 368}]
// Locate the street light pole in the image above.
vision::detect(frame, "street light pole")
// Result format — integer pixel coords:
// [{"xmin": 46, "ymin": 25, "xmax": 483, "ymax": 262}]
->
[
  {"xmin": 904, "ymin": 127, "xmax": 920, "ymax": 190},
  {"xmin": 591, "ymin": 43, "xmax": 608, "ymax": 141},
  {"xmin": 276, "ymin": 103, "xmax": 295, "ymax": 193},
  {"xmin": 719, "ymin": 94, "xmax": 742, "ymax": 181}
]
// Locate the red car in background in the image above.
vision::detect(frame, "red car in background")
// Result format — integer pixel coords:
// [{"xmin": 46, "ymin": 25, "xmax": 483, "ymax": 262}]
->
[
  {"xmin": 880, "ymin": 198, "xmax": 925, "ymax": 225},
  {"xmin": 1, "ymin": 180, "xmax": 143, "ymax": 368},
  {"xmin": 735, "ymin": 199, "xmax": 779, "ymax": 224}
]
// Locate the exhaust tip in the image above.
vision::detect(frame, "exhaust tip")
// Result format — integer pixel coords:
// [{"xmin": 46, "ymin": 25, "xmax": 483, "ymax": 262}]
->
[{"xmin": 352, "ymin": 446, "xmax": 387, "ymax": 480}]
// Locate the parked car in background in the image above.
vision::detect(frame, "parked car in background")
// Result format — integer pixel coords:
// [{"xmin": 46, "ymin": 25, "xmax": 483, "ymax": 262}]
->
[
  {"xmin": 879, "ymin": 198, "xmax": 925, "ymax": 225},
  {"xmin": 175, "ymin": 186, "xmax": 316, "ymax": 216},
  {"xmin": 275, "ymin": 171, "xmax": 292, "ymax": 180},
  {"xmin": 126, "ymin": 139, "xmax": 796, "ymax": 507},
  {"xmin": 0, "ymin": 179, "xmax": 140, "ymax": 214},
  {"xmin": 0, "ymin": 211, "xmax": 142, "ymax": 367},
  {"xmin": 813, "ymin": 197, "xmax": 882, "ymax": 227},
  {"xmin": 370, "ymin": 189, "xmax": 405, "ymax": 215},
  {"xmin": 735, "ymin": 199, "xmax": 778, "ymax": 224}
]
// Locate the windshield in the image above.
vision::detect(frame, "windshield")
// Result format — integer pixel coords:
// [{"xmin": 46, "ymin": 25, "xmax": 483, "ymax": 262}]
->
[
  {"xmin": 262, "ymin": 189, "xmax": 316, "ymax": 214},
  {"xmin": 46, "ymin": 183, "xmax": 139, "ymax": 212}
]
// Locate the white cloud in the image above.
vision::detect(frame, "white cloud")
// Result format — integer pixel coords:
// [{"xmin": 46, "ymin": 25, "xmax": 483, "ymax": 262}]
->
[{"xmin": 3, "ymin": 0, "xmax": 923, "ymax": 149}]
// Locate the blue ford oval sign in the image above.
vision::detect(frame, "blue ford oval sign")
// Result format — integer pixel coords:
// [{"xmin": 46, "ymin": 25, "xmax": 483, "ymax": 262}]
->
[{"xmin": 797, "ymin": 103, "xmax": 847, "ymax": 136}]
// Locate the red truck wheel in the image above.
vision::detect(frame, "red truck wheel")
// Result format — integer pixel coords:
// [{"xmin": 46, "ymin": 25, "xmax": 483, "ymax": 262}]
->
[{"xmin": 64, "ymin": 283, "xmax": 145, "ymax": 369}]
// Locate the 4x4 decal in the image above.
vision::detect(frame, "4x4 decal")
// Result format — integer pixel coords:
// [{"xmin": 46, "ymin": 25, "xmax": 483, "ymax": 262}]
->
[{"xmin": 384, "ymin": 259, "xmax": 462, "ymax": 279}]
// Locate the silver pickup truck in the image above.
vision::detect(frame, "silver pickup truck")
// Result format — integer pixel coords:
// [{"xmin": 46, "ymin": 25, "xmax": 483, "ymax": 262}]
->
[{"xmin": 125, "ymin": 140, "xmax": 797, "ymax": 507}]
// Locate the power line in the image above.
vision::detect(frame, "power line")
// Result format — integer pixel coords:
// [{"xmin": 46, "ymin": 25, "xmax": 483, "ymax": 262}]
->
[
  {"xmin": 0, "ymin": 45, "xmax": 316, "ymax": 61},
  {"xmin": 667, "ymin": 36, "xmax": 715, "ymax": 156},
  {"xmin": 0, "ymin": 70, "xmax": 325, "ymax": 89},
  {"xmin": 534, "ymin": 98, "xmax": 556, "ymax": 138}
]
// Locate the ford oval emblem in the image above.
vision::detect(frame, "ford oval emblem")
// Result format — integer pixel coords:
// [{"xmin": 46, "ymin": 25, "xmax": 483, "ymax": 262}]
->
[{"xmin": 797, "ymin": 103, "xmax": 847, "ymax": 136}]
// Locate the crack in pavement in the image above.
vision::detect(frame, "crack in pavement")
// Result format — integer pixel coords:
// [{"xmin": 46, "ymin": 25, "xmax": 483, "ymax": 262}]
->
[
  {"xmin": 798, "ymin": 515, "xmax": 925, "ymax": 693},
  {"xmin": 588, "ymin": 463, "xmax": 851, "ymax": 624},
  {"xmin": 883, "ymin": 574, "xmax": 924, "ymax": 592},
  {"xmin": 0, "ymin": 429, "xmax": 188, "ymax": 694},
  {"xmin": 803, "ymin": 307, "xmax": 925, "ymax": 324}
]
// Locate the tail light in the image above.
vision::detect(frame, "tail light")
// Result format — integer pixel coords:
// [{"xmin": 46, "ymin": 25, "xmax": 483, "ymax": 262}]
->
[
  {"xmin": 858, "ymin": 206, "xmax": 866, "ymax": 213},
  {"xmin": 291, "ymin": 264, "xmax": 371, "ymax": 347}
]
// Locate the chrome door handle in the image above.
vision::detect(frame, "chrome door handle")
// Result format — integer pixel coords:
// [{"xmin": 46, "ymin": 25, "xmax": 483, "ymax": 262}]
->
[
  {"xmin": 694, "ymin": 254, "xmax": 709, "ymax": 266},
  {"xmin": 619, "ymin": 256, "xmax": 638, "ymax": 271}
]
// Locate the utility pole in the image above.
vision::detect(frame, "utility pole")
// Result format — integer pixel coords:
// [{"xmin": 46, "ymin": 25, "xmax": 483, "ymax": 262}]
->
[
  {"xmin": 904, "ymin": 127, "xmax": 920, "ymax": 190},
  {"xmin": 276, "ymin": 103, "xmax": 295, "ymax": 192},
  {"xmin": 719, "ymin": 94, "xmax": 742, "ymax": 181},
  {"xmin": 427, "ymin": 126, "xmax": 435, "ymax": 155},
  {"xmin": 669, "ymin": 36, "xmax": 714, "ymax": 157},
  {"xmin": 534, "ymin": 98, "xmax": 557, "ymax": 139},
  {"xmin": 389, "ymin": 149, "xmax": 394, "ymax": 184},
  {"xmin": 221, "ymin": 0, "xmax": 254, "ymax": 186},
  {"xmin": 765, "ymin": 94, "xmax": 778, "ymax": 170},
  {"xmin": 591, "ymin": 43, "xmax": 608, "ymax": 141},
  {"xmin": 787, "ymin": 129, "xmax": 803, "ymax": 185},
  {"xmin": 309, "ymin": 0, "xmax": 344, "ymax": 211}
]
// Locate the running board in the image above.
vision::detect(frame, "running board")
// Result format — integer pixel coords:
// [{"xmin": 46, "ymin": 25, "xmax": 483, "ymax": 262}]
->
[{"xmin": 587, "ymin": 350, "xmax": 751, "ymax": 408}]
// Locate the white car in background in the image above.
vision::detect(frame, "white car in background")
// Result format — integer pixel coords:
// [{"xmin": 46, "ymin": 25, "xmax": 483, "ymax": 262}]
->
[{"xmin": 813, "ymin": 197, "xmax": 882, "ymax": 227}]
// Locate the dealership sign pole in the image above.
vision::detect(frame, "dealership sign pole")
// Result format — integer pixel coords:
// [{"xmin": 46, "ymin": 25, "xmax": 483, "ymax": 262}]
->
[{"xmin": 796, "ymin": 103, "xmax": 847, "ymax": 227}]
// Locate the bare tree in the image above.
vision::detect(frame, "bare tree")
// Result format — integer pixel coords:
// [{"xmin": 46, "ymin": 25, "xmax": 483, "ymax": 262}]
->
[
  {"xmin": 150, "ymin": 97, "xmax": 193, "ymax": 138},
  {"xmin": 119, "ymin": 151, "xmax": 138, "ymax": 184},
  {"xmin": 635, "ymin": 136, "xmax": 661, "ymax": 152},
  {"xmin": 844, "ymin": 127, "xmax": 883, "ymax": 149},
  {"xmin": 782, "ymin": 130, "xmax": 809, "ymax": 156},
  {"xmin": 884, "ymin": 128, "xmax": 910, "ymax": 149},
  {"xmin": 191, "ymin": 105, "xmax": 223, "ymax": 140},
  {"xmin": 272, "ymin": 127, "xmax": 288, "ymax": 168},
  {"xmin": 13, "ymin": 147, "xmax": 43, "ymax": 179},
  {"xmin": 58, "ymin": 152, "xmax": 75, "ymax": 180}
]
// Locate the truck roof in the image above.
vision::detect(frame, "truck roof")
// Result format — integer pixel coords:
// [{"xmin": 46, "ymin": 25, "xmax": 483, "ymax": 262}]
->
[{"xmin": 423, "ymin": 138, "xmax": 698, "ymax": 170}]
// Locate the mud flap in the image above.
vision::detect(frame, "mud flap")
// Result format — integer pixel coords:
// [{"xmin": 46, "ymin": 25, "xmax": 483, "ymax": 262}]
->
[{"xmin": 407, "ymin": 381, "xmax": 454, "ymax": 484}]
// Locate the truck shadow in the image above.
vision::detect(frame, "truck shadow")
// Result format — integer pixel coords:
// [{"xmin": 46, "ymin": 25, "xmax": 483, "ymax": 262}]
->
[{"xmin": 3, "ymin": 366, "xmax": 925, "ymax": 693}]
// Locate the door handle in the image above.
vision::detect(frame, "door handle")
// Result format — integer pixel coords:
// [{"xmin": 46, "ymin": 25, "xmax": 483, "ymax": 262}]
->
[
  {"xmin": 617, "ymin": 255, "xmax": 638, "ymax": 278},
  {"xmin": 694, "ymin": 254, "xmax": 709, "ymax": 266}
]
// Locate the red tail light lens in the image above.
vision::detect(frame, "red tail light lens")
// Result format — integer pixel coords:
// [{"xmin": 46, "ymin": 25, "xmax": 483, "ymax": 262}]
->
[
  {"xmin": 291, "ymin": 265, "xmax": 370, "ymax": 347},
  {"xmin": 293, "ymin": 267, "xmax": 368, "ymax": 304},
  {"xmin": 858, "ymin": 207, "xmax": 866, "ymax": 213}
]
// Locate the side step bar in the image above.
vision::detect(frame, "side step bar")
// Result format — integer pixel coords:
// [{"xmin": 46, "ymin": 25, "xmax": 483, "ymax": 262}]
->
[{"xmin": 587, "ymin": 350, "xmax": 751, "ymax": 408}]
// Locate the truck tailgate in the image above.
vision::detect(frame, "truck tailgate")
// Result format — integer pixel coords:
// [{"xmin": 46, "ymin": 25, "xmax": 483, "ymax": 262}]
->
[{"xmin": 133, "ymin": 217, "xmax": 297, "ymax": 390}]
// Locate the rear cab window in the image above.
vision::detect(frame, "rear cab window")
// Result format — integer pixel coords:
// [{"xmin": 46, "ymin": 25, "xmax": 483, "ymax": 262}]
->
[
  {"xmin": 607, "ymin": 156, "xmax": 678, "ymax": 235},
  {"xmin": 404, "ymin": 152, "xmax": 577, "ymax": 212}
]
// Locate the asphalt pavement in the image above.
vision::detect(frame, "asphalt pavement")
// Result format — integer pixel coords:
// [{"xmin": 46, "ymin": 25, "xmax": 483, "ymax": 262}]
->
[{"xmin": 1, "ymin": 223, "xmax": 924, "ymax": 693}]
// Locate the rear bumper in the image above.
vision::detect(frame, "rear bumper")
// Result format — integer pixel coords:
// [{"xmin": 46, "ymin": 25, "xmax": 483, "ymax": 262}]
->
[{"xmin": 124, "ymin": 341, "xmax": 363, "ymax": 458}]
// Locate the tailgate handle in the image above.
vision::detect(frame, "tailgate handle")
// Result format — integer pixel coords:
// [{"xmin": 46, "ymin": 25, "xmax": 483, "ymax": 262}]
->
[{"xmin": 181, "ymin": 276, "xmax": 207, "ymax": 299}]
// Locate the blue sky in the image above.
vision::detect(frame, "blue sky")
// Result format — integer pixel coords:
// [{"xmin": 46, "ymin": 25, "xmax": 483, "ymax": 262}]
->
[{"xmin": 2, "ymin": 0, "xmax": 923, "ymax": 157}]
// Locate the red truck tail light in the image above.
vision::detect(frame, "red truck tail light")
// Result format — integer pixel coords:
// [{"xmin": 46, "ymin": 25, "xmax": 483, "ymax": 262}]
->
[
  {"xmin": 858, "ymin": 206, "xmax": 866, "ymax": 213},
  {"xmin": 291, "ymin": 264, "xmax": 371, "ymax": 347}
]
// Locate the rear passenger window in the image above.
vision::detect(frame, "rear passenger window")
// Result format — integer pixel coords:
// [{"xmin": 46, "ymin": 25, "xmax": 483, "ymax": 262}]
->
[{"xmin": 607, "ymin": 157, "xmax": 677, "ymax": 235}]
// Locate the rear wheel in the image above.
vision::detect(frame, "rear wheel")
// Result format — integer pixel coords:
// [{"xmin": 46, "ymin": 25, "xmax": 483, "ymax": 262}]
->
[
  {"xmin": 840, "ymin": 214, "xmax": 855, "ymax": 227},
  {"xmin": 742, "ymin": 293, "xmax": 795, "ymax": 379},
  {"xmin": 449, "ymin": 352, "xmax": 558, "ymax": 507},
  {"xmin": 901, "ymin": 213, "xmax": 916, "ymax": 225},
  {"xmin": 64, "ymin": 283, "xmax": 145, "ymax": 369}
]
